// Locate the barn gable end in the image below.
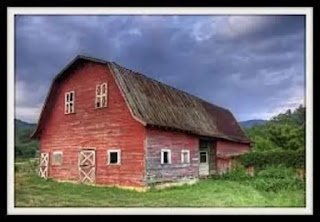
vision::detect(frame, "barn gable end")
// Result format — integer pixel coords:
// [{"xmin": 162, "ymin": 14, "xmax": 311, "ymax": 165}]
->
[{"xmin": 35, "ymin": 59, "xmax": 146, "ymax": 187}]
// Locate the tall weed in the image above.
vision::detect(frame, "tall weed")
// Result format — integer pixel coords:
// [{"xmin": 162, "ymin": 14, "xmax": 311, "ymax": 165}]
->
[{"xmin": 218, "ymin": 165, "xmax": 305, "ymax": 193}]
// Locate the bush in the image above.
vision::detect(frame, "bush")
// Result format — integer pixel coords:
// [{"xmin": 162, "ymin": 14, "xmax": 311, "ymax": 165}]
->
[
  {"xmin": 217, "ymin": 167, "xmax": 251, "ymax": 181},
  {"xmin": 250, "ymin": 166, "xmax": 304, "ymax": 192},
  {"xmin": 14, "ymin": 158, "xmax": 38, "ymax": 174},
  {"xmin": 218, "ymin": 165, "xmax": 305, "ymax": 193},
  {"xmin": 15, "ymin": 143, "xmax": 39, "ymax": 159},
  {"xmin": 238, "ymin": 149, "xmax": 305, "ymax": 169},
  {"xmin": 257, "ymin": 165, "xmax": 296, "ymax": 179},
  {"xmin": 249, "ymin": 177, "xmax": 304, "ymax": 192},
  {"xmin": 250, "ymin": 135, "xmax": 280, "ymax": 152}
]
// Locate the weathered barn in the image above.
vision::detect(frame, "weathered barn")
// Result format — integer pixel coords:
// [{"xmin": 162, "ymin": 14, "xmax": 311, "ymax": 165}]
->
[{"xmin": 31, "ymin": 55, "xmax": 251, "ymax": 189}]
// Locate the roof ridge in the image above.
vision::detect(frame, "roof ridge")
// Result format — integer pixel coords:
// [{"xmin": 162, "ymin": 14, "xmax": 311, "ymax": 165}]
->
[
  {"xmin": 111, "ymin": 61, "xmax": 229, "ymax": 113},
  {"xmin": 110, "ymin": 61, "xmax": 249, "ymax": 143}
]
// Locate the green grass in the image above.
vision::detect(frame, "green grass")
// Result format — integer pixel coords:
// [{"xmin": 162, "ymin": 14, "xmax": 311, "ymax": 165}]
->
[{"xmin": 15, "ymin": 169, "xmax": 305, "ymax": 207}]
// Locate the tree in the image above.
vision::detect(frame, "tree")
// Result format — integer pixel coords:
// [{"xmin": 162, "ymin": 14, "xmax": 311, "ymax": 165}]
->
[{"xmin": 246, "ymin": 105, "xmax": 305, "ymax": 152}]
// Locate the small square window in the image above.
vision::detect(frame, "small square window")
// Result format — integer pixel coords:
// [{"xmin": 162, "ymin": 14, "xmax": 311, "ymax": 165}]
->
[
  {"xmin": 181, "ymin": 150, "xmax": 190, "ymax": 164},
  {"xmin": 107, "ymin": 150, "xmax": 121, "ymax": 165},
  {"xmin": 52, "ymin": 151, "xmax": 63, "ymax": 165},
  {"xmin": 161, "ymin": 149, "xmax": 171, "ymax": 164}
]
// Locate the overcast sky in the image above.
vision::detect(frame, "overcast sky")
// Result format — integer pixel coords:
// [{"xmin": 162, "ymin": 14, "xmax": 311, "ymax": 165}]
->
[{"xmin": 15, "ymin": 15, "xmax": 305, "ymax": 123}]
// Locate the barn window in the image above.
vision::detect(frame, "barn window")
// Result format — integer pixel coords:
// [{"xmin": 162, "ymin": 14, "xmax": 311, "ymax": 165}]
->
[
  {"xmin": 65, "ymin": 91, "xmax": 75, "ymax": 114},
  {"xmin": 161, "ymin": 149, "xmax": 171, "ymax": 165},
  {"xmin": 52, "ymin": 151, "xmax": 63, "ymax": 165},
  {"xmin": 181, "ymin": 149, "xmax": 190, "ymax": 164},
  {"xmin": 96, "ymin": 83, "xmax": 108, "ymax": 108},
  {"xmin": 200, "ymin": 151, "xmax": 207, "ymax": 163},
  {"xmin": 107, "ymin": 149, "xmax": 121, "ymax": 165}
]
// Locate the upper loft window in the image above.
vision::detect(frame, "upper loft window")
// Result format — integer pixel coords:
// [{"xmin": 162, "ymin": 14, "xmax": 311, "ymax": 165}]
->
[
  {"xmin": 65, "ymin": 91, "xmax": 75, "ymax": 114},
  {"xmin": 96, "ymin": 83, "xmax": 108, "ymax": 108}
]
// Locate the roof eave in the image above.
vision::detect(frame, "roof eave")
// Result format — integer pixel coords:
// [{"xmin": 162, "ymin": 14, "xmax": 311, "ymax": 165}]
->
[{"xmin": 146, "ymin": 123, "xmax": 251, "ymax": 144}]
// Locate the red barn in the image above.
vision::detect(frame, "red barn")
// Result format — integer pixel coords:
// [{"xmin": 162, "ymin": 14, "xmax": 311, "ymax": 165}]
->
[{"xmin": 31, "ymin": 55, "xmax": 251, "ymax": 189}]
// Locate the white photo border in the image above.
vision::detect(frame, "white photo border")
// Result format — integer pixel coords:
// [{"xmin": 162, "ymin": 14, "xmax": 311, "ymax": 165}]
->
[{"xmin": 7, "ymin": 7, "xmax": 313, "ymax": 215}]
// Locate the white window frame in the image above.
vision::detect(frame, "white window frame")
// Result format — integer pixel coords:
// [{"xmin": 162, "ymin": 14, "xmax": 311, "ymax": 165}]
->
[
  {"xmin": 65, "ymin": 91, "xmax": 75, "ymax": 114},
  {"xmin": 199, "ymin": 150, "xmax": 208, "ymax": 164},
  {"xmin": 161, "ymin": 149, "xmax": 171, "ymax": 165},
  {"xmin": 95, "ymin": 82, "xmax": 108, "ymax": 108},
  {"xmin": 52, "ymin": 151, "xmax": 63, "ymax": 166},
  {"xmin": 107, "ymin": 149, "xmax": 121, "ymax": 165},
  {"xmin": 181, "ymin": 149, "xmax": 190, "ymax": 164}
]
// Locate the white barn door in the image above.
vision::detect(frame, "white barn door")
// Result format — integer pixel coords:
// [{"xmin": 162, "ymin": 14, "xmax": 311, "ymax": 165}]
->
[
  {"xmin": 78, "ymin": 150, "xmax": 96, "ymax": 183},
  {"xmin": 39, "ymin": 152, "xmax": 49, "ymax": 179},
  {"xmin": 199, "ymin": 150, "xmax": 209, "ymax": 176}
]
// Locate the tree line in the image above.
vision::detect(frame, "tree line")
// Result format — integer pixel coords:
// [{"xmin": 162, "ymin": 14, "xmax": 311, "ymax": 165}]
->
[{"xmin": 245, "ymin": 104, "xmax": 305, "ymax": 152}]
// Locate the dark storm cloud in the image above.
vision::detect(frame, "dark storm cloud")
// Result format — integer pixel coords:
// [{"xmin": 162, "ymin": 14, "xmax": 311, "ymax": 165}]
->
[{"xmin": 15, "ymin": 15, "xmax": 305, "ymax": 123}]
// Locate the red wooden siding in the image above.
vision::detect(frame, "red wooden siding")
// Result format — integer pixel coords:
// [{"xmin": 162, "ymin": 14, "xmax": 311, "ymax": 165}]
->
[
  {"xmin": 216, "ymin": 140, "xmax": 250, "ymax": 157},
  {"xmin": 216, "ymin": 158, "xmax": 232, "ymax": 174},
  {"xmin": 39, "ymin": 62, "xmax": 146, "ymax": 187},
  {"xmin": 216, "ymin": 140, "xmax": 250, "ymax": 174},
  {"xmin": 145, "ymin": 128, "xmax": 199, "ymax": 184}
]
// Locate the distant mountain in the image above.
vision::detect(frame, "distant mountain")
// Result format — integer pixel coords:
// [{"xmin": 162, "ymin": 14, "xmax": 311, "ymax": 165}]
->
[
  {"xmin": 239, "ymin": 119, "xmax": 267, "ymax": 129},
  {"xmin": 15, "ymin": 119, "xmax": 37, "ymax": 131}
]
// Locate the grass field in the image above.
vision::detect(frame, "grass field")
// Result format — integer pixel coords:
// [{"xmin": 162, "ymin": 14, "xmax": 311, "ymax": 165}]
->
[{"xmin": 15, "ymin": 163, "xmax": 306, "ymax": 207}]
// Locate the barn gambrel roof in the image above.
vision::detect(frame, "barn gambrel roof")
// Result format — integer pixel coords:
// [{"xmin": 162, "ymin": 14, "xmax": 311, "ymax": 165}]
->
[{"xmin": 31, "ymin": 55, "xmax": 250, "ymax": 144}]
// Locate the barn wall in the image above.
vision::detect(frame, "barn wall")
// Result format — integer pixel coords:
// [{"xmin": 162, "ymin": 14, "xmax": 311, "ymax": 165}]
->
[
  {"xmin": 209, "ymin": 142, "xmax": 217, "ymax": 175},
  {"xmin": 216, "ymin": 140, "xmax": 250, "ymax": 174},
  {"xmin": 145, "ymin": 128, "xmax": 199, "ymax": 184},
  {"xmin": 39, "ymin": 62, "xmax": 146, "ymax": 187},
  {"xmin": 216, "ymin": 158, "xmax": 232, "ymax": 175}
]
